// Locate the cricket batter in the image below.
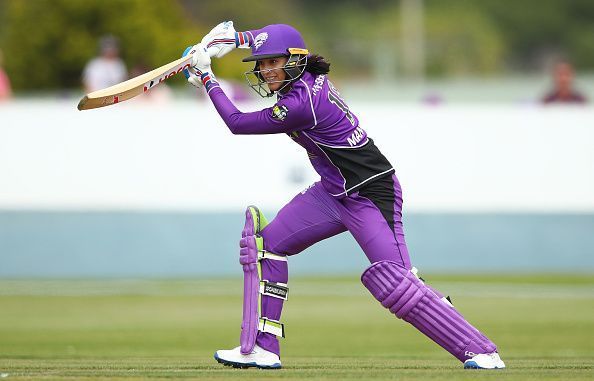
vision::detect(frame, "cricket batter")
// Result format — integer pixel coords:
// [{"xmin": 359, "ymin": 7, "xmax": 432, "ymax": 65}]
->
[{"xmin": 183, "ymin": 21, "xmax": 505, "ymax": 370}]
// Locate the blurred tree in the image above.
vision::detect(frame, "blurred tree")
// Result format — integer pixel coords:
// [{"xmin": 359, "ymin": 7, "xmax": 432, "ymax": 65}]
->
[
  {"xmin": 293, "ymin": 1, "xmax": 398, "ymax": 78},
  {"xmin": 0, "ymin": 0, "xmax": 201, "ymax": 91},
  {"xmin": 179, "ymin": 0, "xmax": 299, "ymax": 30},
  {"xmin": 0, "ymin": 0, "xmax": 7, "ymax": 36},
  {"xmin": 296, "ymin": 0, "xmax": 506, "ymax": 78},
  {"xmin": 424, "ymin": 1, "xmax": 506, "ymax": 76},
  {"xmin": 479, "ymin": 0, "xmax": 594, "ymax": 70},
  {"xmin": 1, "ymin": 0, "xmax": 593, "ymax": 92}
]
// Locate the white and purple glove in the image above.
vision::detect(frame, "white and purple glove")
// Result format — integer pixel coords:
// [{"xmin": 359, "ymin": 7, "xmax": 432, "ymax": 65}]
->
[
  {"xmin": 182, "ymin": 43, "xmax": 217, "ymax": 91},
  {"xmin": 202, "ymin": 21, "xmax": 236, "ymax": 58},
  {"xmin": 182, "ymin": 21, "xmax": 252, "ymax": 90},
  {"xmin": 201, "ymin": 21, "xmax": 252, "ymax": 59}
]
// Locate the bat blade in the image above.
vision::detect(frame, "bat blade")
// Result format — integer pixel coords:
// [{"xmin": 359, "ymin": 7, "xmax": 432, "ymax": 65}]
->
[{"xmin": 77, "ymin": 55, "xmax": 193, "ymax": 111}]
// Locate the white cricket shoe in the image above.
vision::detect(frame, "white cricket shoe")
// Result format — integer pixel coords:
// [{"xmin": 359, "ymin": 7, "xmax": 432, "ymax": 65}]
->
[
  {"xmin": 464, "ymin": 352, "xmax": 506, "ymax": 369},
  {"xmin": 214, "ymin": 345, "xmax": 281, "ymax": 369}
]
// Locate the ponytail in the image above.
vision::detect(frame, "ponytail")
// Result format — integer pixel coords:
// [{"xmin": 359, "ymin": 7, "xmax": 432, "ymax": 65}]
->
[{"xmin": 305, "ymin": 54, "xmax": 330, "ymax": 75}]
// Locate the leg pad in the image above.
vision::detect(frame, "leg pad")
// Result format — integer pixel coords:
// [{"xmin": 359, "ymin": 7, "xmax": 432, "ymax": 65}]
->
[
  {"xmin": 239, "ymin": 206, "xmax": 287, "ymax": 355},
  {"xmin": 362, "ymin": 260, "xmax": 496, "ymax": 362}
]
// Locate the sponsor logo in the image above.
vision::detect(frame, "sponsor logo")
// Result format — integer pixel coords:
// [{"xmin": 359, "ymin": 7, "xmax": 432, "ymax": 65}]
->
[
  {"xmin": 264, "ymin": 283, "xmax": 288, "ymax": 298},
  {"xmin": 465, "ymin": 351, "xmax": 478, "ymax": 358},
  {"xmin": 254, "ymin": 32, "xmax": 268, "ymax": 50},
  {"xmin": 312, "ymin": 74, "xmax": 325, "ymax": 96},
  {"xmin": 347, "ymin": 126, "xmax": 365, "ymax": 147},
  {"xmin": 272, "ymin": 104, "xmax": 289, "ymax": 121},
  {"xmin": 143, "ymin": 63, "xmax": 191, "ymax": 92}
]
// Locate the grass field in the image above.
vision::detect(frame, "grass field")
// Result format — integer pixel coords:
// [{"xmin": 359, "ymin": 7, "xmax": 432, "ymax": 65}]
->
[{"xmin": 0, "ymin": 275, "xmax": 593, "ymax": 380}]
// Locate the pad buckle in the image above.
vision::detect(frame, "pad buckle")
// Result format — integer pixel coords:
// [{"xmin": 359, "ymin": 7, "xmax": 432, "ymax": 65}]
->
[
  {"xmin": 258, "ymin": 317, "xmax": 285, "ymax": 338},
  {"xmin": 258, "ymin": 250, "xmax": 288, "ymax": 262}
]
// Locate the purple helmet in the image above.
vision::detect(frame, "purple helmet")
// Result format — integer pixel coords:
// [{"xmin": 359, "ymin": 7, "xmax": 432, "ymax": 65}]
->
[
  {"xmin": 243, "ymin": 24, "xmax": 309, "ymax": 97},
  {"xmin": 242, "ymin": 24, "xmax": 307, "ymax": 62}
]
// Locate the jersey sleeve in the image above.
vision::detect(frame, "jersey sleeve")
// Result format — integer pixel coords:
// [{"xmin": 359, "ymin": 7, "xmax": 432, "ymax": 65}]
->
[
  {"xmin": 207, "ymin": 85, "xmax": 316, "ymax": 135},
  {"xmin": 236, "ymin": 29, "xmax": 258, "ymax": 48}
]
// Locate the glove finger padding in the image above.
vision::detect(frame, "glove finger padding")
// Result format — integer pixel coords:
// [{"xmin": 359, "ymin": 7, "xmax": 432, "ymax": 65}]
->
[
  {"xmin": 181, "ymin": 44, "xmax": 217, "ymax": 90},
  {"xmin": 187, "ymin": 74, "xmax": 203, "ymax": 89},
  {"xmin": 201, "ymin": 21, "xmax": 237, "ymax": 59},
  {"xmin": 189, "ymin": 43, "xmax": 211, "ymax": 71},
  {"xmin": 182, "ymin": 64, "xmax": 202, "ymax": 88}
]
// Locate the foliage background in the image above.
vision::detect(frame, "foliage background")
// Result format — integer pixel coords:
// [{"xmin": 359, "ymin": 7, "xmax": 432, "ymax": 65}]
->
[{"xmin": 0, "ymin": 0, "xmax": 593, "ymax": 91}]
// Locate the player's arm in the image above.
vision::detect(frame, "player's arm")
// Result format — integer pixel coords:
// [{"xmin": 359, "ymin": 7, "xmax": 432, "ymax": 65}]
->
[
  {"xmin": 182, "ymin": 44, "xmax": 313, "ymax": 135},
  {"xmin": 208, "ymin": 86, "xmax": 312, "ymax": 135}
]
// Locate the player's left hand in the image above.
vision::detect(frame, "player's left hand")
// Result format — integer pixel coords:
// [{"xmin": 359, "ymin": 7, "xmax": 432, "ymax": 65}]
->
[{"xmin": 201, "ymin": 21, "xmax": 236, "ymax": 58}]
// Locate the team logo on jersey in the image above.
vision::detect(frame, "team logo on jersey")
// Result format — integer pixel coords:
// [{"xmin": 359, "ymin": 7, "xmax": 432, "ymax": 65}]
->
[
  {"xmin": 272, "ymin": 104, "xmax": 289, "ymax": 121},
  {"xmin": 253, "ymin": 32, "xmax": 268, "ymax": 50}
]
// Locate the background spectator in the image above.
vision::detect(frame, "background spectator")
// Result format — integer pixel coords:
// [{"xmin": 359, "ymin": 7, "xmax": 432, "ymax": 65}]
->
[
  {"xmin": 0, "ymin": 49, "xmax": 12, "ymax": 101},
  {"xmin": 82, "ymin": 35, "xmax": 127, "ymax": 93},
  {"xmin": 542, "ymin": 61, "xmax": 587, "ymax": 104}
]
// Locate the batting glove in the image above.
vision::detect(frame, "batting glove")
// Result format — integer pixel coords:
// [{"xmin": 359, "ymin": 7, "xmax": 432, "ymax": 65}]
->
[
  {"xmin": 182, "ymin": 43, "xmax": 217, "ymax": 90},
  {"xmin": 202, "ymin": 21, "xmax": 237, "ymax": 58},
  {"xmin": 201, "ymin": 21, "xmax": 253, "ymax": 59}
]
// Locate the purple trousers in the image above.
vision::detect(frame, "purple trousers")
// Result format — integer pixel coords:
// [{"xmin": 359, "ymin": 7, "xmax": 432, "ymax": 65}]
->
[{"xmin": 256, "ymin": 174, "xmax": 411, "ymax": 355}]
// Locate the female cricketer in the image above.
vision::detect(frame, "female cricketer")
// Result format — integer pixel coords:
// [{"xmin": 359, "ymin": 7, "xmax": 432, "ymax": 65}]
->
[{"xmin": 183, "ymin": 21, "xmax": 505, "ymax": 370}]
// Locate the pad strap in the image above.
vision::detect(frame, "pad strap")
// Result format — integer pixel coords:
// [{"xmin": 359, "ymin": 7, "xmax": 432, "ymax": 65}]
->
[
  {"xmin": 256, "ymin": 236, "xmax": 287, "ymax": 261},
  {"xmin": 258, "ymin": 250, "xmax": 288, "ymax": 262},
  {"xmin": 259, "ymin": 317, "xmax": 285, "ymax": 337}
]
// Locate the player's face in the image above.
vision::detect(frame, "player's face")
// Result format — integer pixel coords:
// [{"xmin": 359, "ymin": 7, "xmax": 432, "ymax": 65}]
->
[{"xmin": 258, "ymin": 57, "xmax": 288, "ymax": 92}]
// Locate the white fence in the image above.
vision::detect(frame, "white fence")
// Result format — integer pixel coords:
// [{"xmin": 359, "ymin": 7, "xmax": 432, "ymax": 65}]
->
[{"xmin": 1, "ymin": 100, "xmax": 593, "ymax": 212}]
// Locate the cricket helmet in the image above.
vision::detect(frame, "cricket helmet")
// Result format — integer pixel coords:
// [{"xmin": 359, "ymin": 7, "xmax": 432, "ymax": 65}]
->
[{"xmin": 243, "ymin": 24, "xmax": 309, "ymax": 97}]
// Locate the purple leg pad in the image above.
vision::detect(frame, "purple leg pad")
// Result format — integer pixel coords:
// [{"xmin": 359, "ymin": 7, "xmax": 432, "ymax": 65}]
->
[
  {"xmin": 239, "ymin": 211, "xmax": 259, "ymax": 355},
  {"xmin": 361, "ymin": 261, "xmax": 497, "ymax": 362}
]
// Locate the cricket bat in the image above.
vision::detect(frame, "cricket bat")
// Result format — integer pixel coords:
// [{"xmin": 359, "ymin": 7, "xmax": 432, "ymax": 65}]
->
[{"xmin": 77, "ymin": 55, "xmax": 193, "ymax": 111}]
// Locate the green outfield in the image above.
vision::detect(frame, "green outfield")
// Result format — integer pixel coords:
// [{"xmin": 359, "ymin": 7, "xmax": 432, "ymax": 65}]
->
[{"xmin": 0, "ymin": 275, "xmax": 593, "ymax": 380}]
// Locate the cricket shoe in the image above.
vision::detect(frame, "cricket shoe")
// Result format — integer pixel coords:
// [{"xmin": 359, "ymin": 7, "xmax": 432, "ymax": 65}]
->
[
  {"xmin": 463, "ymin": 352, "xmax": 506, "ymax": 369},
  {"xmin": 214, "ymin": 345, "xmax": 281, "ymax": 369}
]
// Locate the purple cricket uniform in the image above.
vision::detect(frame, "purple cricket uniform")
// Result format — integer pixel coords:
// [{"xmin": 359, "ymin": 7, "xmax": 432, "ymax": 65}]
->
[
  {"xmin": 206, "ymin": 69, "xmax": 411, "ymax": 355},
  {"xmin": 200, "ymin": 24, "xmax": 499, "ymax": 366}
]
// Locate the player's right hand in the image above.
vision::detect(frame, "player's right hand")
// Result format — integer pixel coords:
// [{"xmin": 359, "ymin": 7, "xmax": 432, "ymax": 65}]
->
[
  {"xmin": 189, "ymin": 43, "xmax": 212, "ymax": 72},
  {"xmin": 182, "ymin": 44, "xmax": 213, "ymax": 89},
  {"xmin": 201, "ymin": 21, "xmax": 237, "ymax": 59}
]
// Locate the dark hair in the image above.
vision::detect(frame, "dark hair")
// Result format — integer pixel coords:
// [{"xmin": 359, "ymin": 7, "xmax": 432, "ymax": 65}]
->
[{"xmin": 305, "ymin": 54, "xmax": 330, "ymax": 75}]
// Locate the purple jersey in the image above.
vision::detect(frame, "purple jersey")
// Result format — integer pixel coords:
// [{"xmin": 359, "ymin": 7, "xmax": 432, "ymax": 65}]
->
[{"xmin": 206, "ymin": 71, "xmax": 394, "ymax": 197}]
